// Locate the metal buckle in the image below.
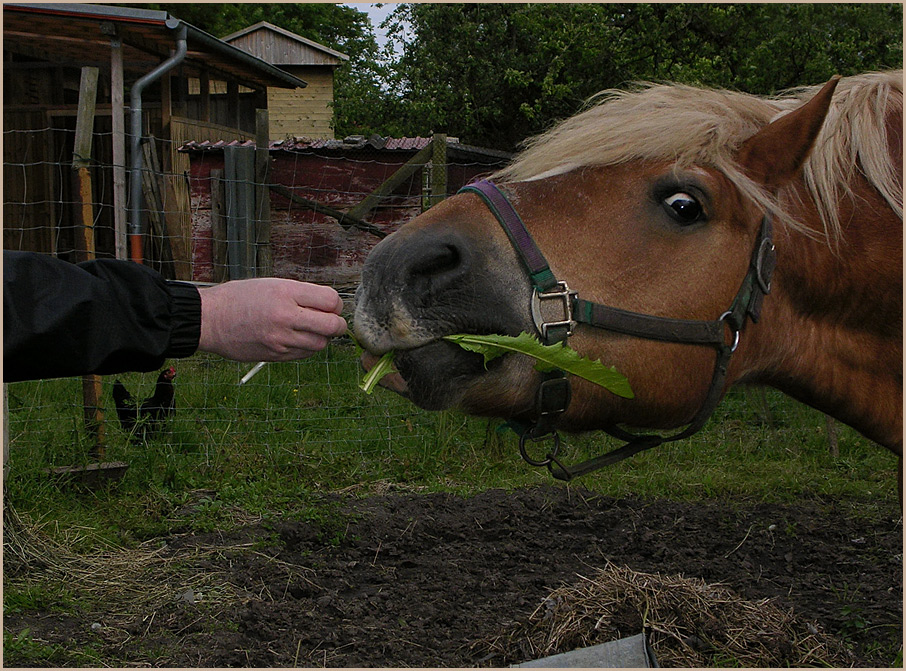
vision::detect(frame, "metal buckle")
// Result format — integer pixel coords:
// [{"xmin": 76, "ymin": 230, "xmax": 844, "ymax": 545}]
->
[
  {"xmin": 536, "ymin": 375, "xmax": 572, "ymax": 418},
  {"xmin": 531, "ymin": 281, "xmax": 578, "ymax": 342}
]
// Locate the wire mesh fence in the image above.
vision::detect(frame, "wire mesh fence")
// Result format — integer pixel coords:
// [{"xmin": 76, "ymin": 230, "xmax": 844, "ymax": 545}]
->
[
  {"xmin": 3, "ymin": 120, "xmax": 512, "ymax": 481},
  {"xmin": 3, "ymin": 120, "xmax": 873, "ymax": 492}
]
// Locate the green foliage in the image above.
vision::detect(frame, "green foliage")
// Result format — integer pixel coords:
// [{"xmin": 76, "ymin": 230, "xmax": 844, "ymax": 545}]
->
[
  {"xmin": 4, "ymin": 343, "xmax": 899, "ymax": 553},
  {"xmin": 117, "ymin": 3, "xmax": 901, "ymax": 148},
  {"xmin": 376, "ymin": 3, "xmax": 902, "ymax": 149},
  {"xmin": 3, "ymin": 630, "xmax": 104, "ymax": 666},
  {"xmin": 443, "ymin": 332, "xmax": 633, "ymax": 398},
  {"xmin": 360, "ymin": 349, "xmax": 397, "ymax": 394},
  {"xmin": 360, "ymin": 332, "xmax": 633, "ymax": 397},
  {"xmin": 4, "ymin": 584, "xmax": 81, "ymax": 615}
]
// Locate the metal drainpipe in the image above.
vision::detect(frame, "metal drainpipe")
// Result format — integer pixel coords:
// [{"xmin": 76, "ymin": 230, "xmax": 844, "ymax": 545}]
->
[{"xmin": 128, "ymin": 19, "xmax": 187, "ymax": 263}]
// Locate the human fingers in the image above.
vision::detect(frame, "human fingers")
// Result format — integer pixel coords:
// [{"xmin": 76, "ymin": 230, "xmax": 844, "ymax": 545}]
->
[
  {"xmin": 293, "ymin": 307, "xmax": 348, "ymax": 338},
  {"xmin": 290, "ymin": 281, "xmax": 345, "ymax": 315}
]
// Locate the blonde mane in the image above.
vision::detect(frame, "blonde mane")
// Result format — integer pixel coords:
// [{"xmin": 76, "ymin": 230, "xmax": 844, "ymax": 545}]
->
[{"xmin": 494, "ymin": 71, "xmax": 903, "ymax": 242}]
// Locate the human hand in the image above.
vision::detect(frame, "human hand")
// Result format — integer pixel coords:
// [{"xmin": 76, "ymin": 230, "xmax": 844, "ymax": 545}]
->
[{"xmin": 198, "ymin": 278, "xmax": 347, "ymax": 362}]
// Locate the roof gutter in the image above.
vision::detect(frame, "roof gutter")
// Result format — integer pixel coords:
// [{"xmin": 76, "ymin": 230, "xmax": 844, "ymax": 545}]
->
[
  {"xmin": 183, "ymin": 23, "xmax": 308, "ymax": 90},
  {"xmin": 128, "ymin": 19, "xmax": 187, "ymax": 263}
]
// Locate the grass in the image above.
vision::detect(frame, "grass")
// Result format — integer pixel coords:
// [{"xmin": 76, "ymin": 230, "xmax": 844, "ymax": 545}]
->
[
  {"xmin": 4, "ymin": 339, "xmax": 899, "ymax": 548},
  {"xmin": 3, "ymin": 630, "xmax": 106, "ymax": 667},
  {"xmin": 3, "ymin": 340, "xmax": 900, "ymax": 667}
]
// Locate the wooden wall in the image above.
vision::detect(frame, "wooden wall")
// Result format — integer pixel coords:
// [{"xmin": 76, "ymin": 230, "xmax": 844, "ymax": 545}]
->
[
  {"xmin": 184, "ymin": 147, "xmax": 502, "ymax": 287},
  {"xmin": 3, "ymin": 111, "xmax": 55, "ymax": 254},
  {"xmin": 267, "ymin": 67, "xmax": 336, "ymax": 139},
  {"xmin": 226, "ymin": 29, "xmax": 342, "ymax": 67}
]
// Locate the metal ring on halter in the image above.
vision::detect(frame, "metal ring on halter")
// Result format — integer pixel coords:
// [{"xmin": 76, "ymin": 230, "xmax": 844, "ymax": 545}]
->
[
  {"xmin": 755, "ymin": 238, "xmax": 776, "ymax": 294},
  {"xmin": 518, "ymin": 430, "xmax": 561, "ymax": 467},
  {"xmin": 718, "ymin": 311, "xmax": 741, "ymax": 352}
]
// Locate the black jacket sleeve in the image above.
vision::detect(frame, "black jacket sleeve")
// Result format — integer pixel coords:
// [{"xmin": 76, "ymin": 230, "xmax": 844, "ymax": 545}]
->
[{"xmin": 3, "ymin": 251, "xmax": 201, "ymax": 382}]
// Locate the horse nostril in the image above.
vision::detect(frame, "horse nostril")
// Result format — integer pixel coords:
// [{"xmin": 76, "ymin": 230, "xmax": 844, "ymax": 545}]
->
[
  {"xmin": 409, "ymin": 243, "xmax": 463, "ymax": 279},
  {"xmin": 401, "ymin": 232, "xmax": 472, "ymax": 296},
  {"xmin": 362, "ymin": 228, "xmax": 472, "ymax": 300}
]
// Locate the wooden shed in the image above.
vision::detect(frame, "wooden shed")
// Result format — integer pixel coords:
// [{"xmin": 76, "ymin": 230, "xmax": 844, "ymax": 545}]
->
[
  {"xmin": 179, "ymin": 135, "xmax": 512, "ymax": 287},
  {"xmin": 3, "ymin": 3, "xmax": 305, "ymax": 279},
  {"xmin": 223, "ymin": 21, "xmax": 348, "ymax": 140}
]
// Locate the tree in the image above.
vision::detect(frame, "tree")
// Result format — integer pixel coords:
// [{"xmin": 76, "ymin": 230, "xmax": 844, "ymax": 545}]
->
[
  {"xmin": 378, "ymin": 3, "xmax": 902, "ymax": 150},
  {"xmin": 118, "ymin": 3, "xmax": 902, "ymax": 150}
]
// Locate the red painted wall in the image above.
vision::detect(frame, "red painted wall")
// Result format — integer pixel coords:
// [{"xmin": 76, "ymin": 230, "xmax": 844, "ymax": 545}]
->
[{"xmin": 184, "ymin": 146, "xmax": 501, "ymax": 286}]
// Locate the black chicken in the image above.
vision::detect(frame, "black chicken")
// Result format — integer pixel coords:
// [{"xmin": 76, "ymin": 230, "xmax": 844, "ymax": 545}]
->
[{"xmin": 112, "ymin": 366, "xmax": 176, "ymax": 442}]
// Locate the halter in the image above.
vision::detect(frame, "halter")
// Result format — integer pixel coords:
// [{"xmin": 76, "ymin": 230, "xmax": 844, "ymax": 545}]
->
[{"xmin": 458, "ymin": 179, "xmax": 776, "ymax": 481}]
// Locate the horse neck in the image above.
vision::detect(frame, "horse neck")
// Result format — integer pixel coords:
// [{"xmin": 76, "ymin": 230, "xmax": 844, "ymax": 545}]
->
[{"xmin": 739, "ymin": 180, "xmax": 903, "ymax": 452}]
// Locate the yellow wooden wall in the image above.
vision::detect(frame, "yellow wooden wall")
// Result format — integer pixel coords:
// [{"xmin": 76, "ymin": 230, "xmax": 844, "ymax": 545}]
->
[{"xmin": 267, "ymin": 67, "xmax": 335, "ymax": 139}]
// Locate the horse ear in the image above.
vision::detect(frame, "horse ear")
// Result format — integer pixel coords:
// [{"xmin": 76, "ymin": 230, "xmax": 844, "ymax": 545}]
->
[{"xmin": 736, "ymin": 75, "xmax": 841, "ymax": 189}]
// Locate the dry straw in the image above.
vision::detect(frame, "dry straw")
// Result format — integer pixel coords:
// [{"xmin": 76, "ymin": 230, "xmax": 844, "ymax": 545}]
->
[
  {"xmin": 3, "ymin": 503, "xmax": 311, "ymax": 619},
  {"xmin": 481, "ymin": 560, "xmax": 854, "ymax": 667}
]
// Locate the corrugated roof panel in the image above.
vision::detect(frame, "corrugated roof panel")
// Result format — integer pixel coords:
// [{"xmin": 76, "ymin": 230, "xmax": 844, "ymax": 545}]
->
[
  {"xmin": 178, "ymin": 136, "xmax": 513, "ymax": 163},
  {"xmin": 181, "ymin": 137, "xmax": 434, "ymax": 152}
]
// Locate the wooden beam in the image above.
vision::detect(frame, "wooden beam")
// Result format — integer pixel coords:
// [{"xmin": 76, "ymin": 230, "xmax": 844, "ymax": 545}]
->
[
  {"xmin": 160, "ymin": 69, "xmax": 173, "ymax": 173},
  {"xmin": 227, "ymin": 81, "xmax": 240, "ymax": 130},
  {"xmin": 141, "ymin": 138, "xmax": 176, "ymax": 278},
  {"xmin": 223, "ymin": 145, "xmax": 256, "ymax": 279},
  {"xmin": 42, "ymin": 110, "xmax": 58, "ymax": 255},
  {"xmin": 347, "ymin": 142, "xmax": 435, "ymax": 220},
  {"xmin": 110, "ymin": 36, "xmax": 128, "ymax": 260},
  {"xmin": 269, "ymin": 184, "xmax": 386, "ymax": 239},
  {"xmin": 255, "ymin": 109, "xmax": 273, "ymax": 276},
  {"xmin": 72, "ymin": 66, "xmax": 106, "ymax": 457},
  {"xmin": 199, "ymin": 71, "xmax": 211, "ymax": 122},
  {"xmin": 72, "ymin": 66, "xmax": 99, "ymax": 262},
  {"xmin": 429, "ymin": 133, "xmax": 448, "ymax": 209}
]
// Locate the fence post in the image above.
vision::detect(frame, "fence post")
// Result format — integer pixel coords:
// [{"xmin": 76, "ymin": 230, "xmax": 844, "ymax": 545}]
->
[
  {"xmin": 211, "ymin": 168, "xmax": 228, "ymax": 283},
  {"xmin": 430, "ymin": 133, "xmax": 447, "ymax": 208},
  {"xmin": 255, "ymin": 109, "xmax": 272, "ymax": 276},
  {"xmin": 72, "ymin": 66, "xmax": 106, "ymax": 458},
  {"xmin": 223, "ymin": 145, "xmax": 257, "ymax": 279},
  {"xmin": 110, "ymin": 35, "xmax": 128, "ymax": 260},
  {"xmin": 4, "ymin": 385, "xmax": 8, "ymax": 484}
]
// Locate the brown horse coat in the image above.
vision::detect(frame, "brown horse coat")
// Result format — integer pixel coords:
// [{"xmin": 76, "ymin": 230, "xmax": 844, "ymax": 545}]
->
[{"xmin": 355, "ymin": 72, "xmax": 902, "ymax": 459}]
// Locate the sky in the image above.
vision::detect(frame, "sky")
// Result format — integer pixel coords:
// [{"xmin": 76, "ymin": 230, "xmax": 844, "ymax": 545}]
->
[{"xmin": 343, "ymin": 2, "xmax": 396, "ymax": 48}]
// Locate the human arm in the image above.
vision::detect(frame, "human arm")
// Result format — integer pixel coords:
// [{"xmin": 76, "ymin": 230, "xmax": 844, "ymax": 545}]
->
[
  {"xmin": 3, "ymin": 251, "xmax": 348, "ymax": 382},
  {"xmin": 197, "ymin": 278, "xmax": 347, "ymax": 362},
  {"xmin": 3, "ymin": 251, "xmax": 200, "ymax": 382}
]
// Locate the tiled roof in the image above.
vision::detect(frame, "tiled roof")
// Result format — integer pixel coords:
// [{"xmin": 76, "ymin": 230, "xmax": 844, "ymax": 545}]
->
[
  {"xmin": 179, "ymin": 135, "xmax": 513, "ymax": 162},
  {"xmin": 179, "ymin": 136, "xmax": 434, "ymax": 152}
]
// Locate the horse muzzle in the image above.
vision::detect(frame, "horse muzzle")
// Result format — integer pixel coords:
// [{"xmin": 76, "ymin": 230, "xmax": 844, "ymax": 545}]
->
[{"xmin": 354, "ymin": 222, "xmax": 532, "ymax": 411}]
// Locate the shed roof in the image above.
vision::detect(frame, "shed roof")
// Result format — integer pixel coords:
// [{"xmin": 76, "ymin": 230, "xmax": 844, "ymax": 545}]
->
[
  {"xmin": 222, "ymin": 21, "xmax": 349, "ymax": 66},
  {"xmin": 179, "ymin": 135, "xmax": 513, "ymax": 164},
  {"xmin": 3, "ymin": 3, "xmax": 307, "ymax": 91}
]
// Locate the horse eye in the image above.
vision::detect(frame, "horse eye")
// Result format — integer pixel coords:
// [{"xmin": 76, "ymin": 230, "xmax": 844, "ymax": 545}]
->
[{"xmin": 664, "ymin": 192, "xmax": 703, "ymax": 225}]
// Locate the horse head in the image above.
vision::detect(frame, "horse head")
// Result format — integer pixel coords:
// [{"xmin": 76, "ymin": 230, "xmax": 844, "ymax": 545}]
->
[{"xmin": 354, "ymin": 73, "xmax": 902, "ymax": 461}]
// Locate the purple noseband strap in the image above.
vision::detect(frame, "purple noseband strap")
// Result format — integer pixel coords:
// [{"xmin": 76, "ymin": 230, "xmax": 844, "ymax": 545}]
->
[{"xmin": 457, "ymin": 179, "xmax": 775, "ymax": 481}]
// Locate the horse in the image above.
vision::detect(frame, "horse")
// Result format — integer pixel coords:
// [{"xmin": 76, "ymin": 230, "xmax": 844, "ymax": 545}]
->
[{"xmin": 353, "ymin": 71, "xmax": 902, "ymax": 480}]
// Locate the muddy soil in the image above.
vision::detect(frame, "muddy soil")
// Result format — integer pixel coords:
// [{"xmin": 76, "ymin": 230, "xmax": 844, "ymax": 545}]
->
[{"xmin": 4, "ymin": 486, "xmax": 902, "ymax": 667}]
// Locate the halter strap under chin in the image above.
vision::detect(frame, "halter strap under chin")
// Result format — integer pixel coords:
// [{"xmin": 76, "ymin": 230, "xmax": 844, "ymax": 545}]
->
[{"xmin": 458, "ymin": 179, "xmax": 776, "ymax": 481}]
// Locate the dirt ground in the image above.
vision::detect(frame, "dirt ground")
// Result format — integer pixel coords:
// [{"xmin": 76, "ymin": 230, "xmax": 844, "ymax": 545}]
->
[{"xmin": 4, "ymin": 485, "xmax": 902, "ymax": 667}]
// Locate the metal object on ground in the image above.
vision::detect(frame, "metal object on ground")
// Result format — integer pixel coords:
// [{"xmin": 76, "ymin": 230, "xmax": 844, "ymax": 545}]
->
[
  {"xmin": 45, "ymin": 461, "xmax": 130, "ymax": 487},
  {"xmin": 513, "ymin": 633, "xmax": 658, "ymax": 668}
]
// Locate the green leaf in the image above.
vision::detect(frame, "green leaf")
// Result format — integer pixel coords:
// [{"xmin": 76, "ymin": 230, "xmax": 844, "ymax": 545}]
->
[
  {"xmin": 359, "ymin": 350, "xmax": 397, "ymax": 394},
  {"xmin": 356, "ymin": 332, "xmax": 633, "ymax": 399},
  {"xmin": 442, "ymin": 332, "xmax": 633, "ymax": 399}
]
